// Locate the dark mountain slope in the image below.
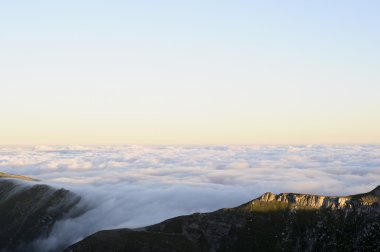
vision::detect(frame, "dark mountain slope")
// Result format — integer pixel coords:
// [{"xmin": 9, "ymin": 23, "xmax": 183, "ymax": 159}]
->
[
  {"xmin": 63, "ymin": 229, "xmax": 200, "ymax": 252},
  {"xmin": 64, "ymin": 186, "xmax": 380, "ymax": 252},
  {"xmin": 0, "ymin": 174, "xmax": 83, "ymax": 252}
]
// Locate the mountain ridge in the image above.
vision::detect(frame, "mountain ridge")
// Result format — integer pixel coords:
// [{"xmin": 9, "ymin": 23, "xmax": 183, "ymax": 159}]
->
[
  {"xmin": 0, "ymin": 172, "xmax": 38, "ymax": 182},
  {"xmin": 64, "ymin": 185, "xmax": 380, "ymax": 252}
]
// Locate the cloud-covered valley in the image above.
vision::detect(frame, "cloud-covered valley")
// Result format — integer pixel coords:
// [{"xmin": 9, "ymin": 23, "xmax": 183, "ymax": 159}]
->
[{"xmin": 1, "ymin": 145, "xmax": 380, "ymax": 251}]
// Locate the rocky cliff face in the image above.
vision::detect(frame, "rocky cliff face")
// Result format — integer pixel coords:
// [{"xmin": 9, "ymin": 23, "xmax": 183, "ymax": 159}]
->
[
  {"xmin": 256, "ymin": 192, "xmax": 352, "ymax": 209},
  {"xmin": 64, "ymin": 186, "xmax": 380, "ymax": 252},
  {"xmin": 246, "ymin": 185, "xmax": 380, "ymax": 210},
  {"xmin": 0, "ymin": 175, "xmax": 83, "ymax": 252}
]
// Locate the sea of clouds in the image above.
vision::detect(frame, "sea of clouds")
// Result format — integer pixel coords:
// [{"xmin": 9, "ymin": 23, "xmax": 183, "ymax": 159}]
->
[{"xmin": 1, "ymin": 145, "xmax": 380, "ymax": 251}]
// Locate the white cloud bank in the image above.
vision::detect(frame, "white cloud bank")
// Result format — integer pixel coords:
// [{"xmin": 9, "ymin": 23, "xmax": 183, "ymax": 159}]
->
[{"xmin": 1, "ymin": 145, "xmax": 380, "ymax": 251}]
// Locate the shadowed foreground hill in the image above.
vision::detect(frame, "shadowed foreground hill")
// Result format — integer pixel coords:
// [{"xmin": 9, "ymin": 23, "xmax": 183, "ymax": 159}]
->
[
  {"xmin": 64, "ymin": 186, "xmax": 380, "ymax": 252},
  {"xmin": 0, "ymin": 173, "xmax": 83, "ymax": 252}
]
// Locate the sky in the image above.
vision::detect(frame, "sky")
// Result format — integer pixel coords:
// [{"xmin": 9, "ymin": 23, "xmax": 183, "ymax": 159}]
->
[{"xmin": 0, "ymin": 1, "xmax": 379, "ymax": 145}]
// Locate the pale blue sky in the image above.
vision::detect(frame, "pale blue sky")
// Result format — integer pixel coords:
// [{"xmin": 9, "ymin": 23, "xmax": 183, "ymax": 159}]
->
[{"xmin": 0, "ymin": 1, "xmax": 379, "ymax": 144}]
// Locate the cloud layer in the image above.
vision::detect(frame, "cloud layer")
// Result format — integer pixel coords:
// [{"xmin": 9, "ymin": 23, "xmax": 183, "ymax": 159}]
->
[{"xmin": 1, "ymin": 145, "xmax": 380, "ymax": 251}]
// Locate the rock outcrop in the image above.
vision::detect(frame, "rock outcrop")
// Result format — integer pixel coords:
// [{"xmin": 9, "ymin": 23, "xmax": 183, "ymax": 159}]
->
[{"xmin": 253, "ymin": 192, "xmax": 352, "ymax": 209}]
